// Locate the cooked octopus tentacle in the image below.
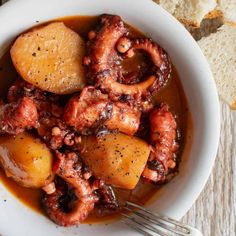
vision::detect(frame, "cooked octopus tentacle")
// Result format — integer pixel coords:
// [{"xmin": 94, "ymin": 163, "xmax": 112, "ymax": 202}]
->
[
  {"xmin": 104, "ymin": 101, "xmax": 141, "ymax": 136},
  {"xmin": 63, "ymin": 86, "xmax": 141, "ymax": 136},
  {"xmin": 115, "ymin": 37, "xmax": 171, "ymax": 95},
  {"xmin": 8, "ymin": 79, "xmax": 63, "ymax": 117},
  {"xmin": 95, "ymin": 183, "xmax": 119, "ymax": 210},
  {"xmin": 142, "ymin": 103, "xmax": 178, "ymax": 183},
  {"xmin": 85, "ymin": 15, "xmax": 170, "ymax": 111},
  {"xmin": 0, "ymin": 97, "xmax": 38, "ymax": 135},
  {"xmin": 63, "ymin": 87, "xmax": 108, "ymax": 134},
  {"xmin": 98, "ymin": 73, "xmax": 156, "ymax": 97},
  {"xmin": 43, "ymin": 152, "xmax": 98, "ymax": 227},
  {"xmin": 84, "ymin": 14, "xmax": 127, "ymax": 81},
  {"xmin": 8, "ymin": 80, "xmax": 76, "ymax": 150},
  {"xmin": 125, "ymin": 38, "xmax": 171, "ymax": 93}
]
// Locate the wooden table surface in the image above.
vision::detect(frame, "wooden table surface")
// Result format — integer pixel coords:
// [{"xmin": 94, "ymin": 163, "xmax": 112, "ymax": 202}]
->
[
  {"xmin": 0, "ymin": 0, "xmax": 235, "ymax": 236},
  {"xmin": 182, "ymin": 102, "xmax": 236, "ymax": 236}
]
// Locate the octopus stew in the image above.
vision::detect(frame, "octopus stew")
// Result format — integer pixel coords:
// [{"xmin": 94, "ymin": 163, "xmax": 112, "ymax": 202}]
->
[{"xmin": 0, "ymin": 15, "xmax": 190, "ymax": 226}]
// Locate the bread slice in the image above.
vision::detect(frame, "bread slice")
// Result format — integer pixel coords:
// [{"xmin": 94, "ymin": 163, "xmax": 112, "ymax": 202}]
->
[
  {"xmin": 175, "ymin": 0, "xmax": 217, "ymax": 27},
  {"xmin": 187, "ymin": 9, "xmax": 224, "ymax": 40},
  {"xmin": 154, "ymin": 0, "xmax": 217, "ymax": 27},
  {"xmin": 217, "ymin": 0, "xmax": 236, "ymax": 22},
  {"xmin": 198, "ymin": 23, "xmax": 236, "ymax": 109},
  {"xmin": 154, "ymin": 0, "xmax": 180, "ymax": 14}
]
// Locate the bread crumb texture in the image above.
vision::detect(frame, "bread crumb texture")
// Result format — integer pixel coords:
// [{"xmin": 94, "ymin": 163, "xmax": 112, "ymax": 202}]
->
[
  {"xmin": 154, "ymin": 0, "xmax": 217, "ymax": 26},
  {"xmin": 198, "ymin": 24, "xmax": 236, "ymax": 109},
  {"xmin": 217, "ymin": 0, "xmax": 236, "ymax": 22},
  {"xmin": 154, "ymin": 0, "xmax": 180, "ymax": 14}
]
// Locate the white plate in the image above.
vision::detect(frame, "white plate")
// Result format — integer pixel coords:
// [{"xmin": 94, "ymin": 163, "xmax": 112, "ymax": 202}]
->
[{"xmin": 0, "ymin": 0, "xmax": 220, "ymax": 235}]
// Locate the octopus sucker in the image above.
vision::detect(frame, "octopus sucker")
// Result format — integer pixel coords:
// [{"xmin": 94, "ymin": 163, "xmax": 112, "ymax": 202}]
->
[{"xmin": 142, "ymin": 103, "xmax": 179, "ymax": 183}]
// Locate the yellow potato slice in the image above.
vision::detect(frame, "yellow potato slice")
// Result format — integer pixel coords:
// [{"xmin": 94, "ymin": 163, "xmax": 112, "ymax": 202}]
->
[
  {"xmin": 0, "ymin": 132, "xmax": 53, "ymax": 188},
  {"xmin": 10, "ymin": 22, "xmax": 86, "ymax": 94},
  {"xmin": 81, "ymin": 133, "xmax": 150, "ymax": 190}
]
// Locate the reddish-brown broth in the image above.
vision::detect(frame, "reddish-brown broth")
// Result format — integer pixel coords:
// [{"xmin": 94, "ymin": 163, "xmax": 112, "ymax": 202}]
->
[{"xmin": 0, "ymin": 16, "xmax": 190, "ymax": 223}]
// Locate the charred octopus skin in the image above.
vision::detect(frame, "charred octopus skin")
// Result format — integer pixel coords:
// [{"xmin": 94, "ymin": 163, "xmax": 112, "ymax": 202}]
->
[
  {"xmin": 142, "ymin": 104, "xmax": 179, "ymax": 183},
  {"xmin": 84, "ymin": 14, "xmax": 171, "ymax": 108},
  {"xmin": 63, "ymin": 86, "xmax": 141, "ymax": 136},
  {"xmin": 43, "ymin": 152, "xmax": 98, "ymax": 227},
  {"xmin": 0, "ymin": 97, "xmax": 38, "ymax": 135}
]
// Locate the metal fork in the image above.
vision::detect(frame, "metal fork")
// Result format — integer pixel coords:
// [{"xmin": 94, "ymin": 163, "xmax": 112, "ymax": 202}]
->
[{"xmin": 121, "ymin": 201, "xmax": 202, "ymax": 236}]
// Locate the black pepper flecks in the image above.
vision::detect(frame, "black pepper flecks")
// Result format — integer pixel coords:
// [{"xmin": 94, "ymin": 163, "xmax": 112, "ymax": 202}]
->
[{"xmin": 32, "ymin": 52, "xmax": 37, "ymax": 57}]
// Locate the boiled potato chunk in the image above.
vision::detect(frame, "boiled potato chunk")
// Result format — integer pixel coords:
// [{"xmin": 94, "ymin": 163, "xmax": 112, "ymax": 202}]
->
[
  {"xmin": 81, "ymin": 133, "xmax": 150, "ymax": 190},
  {"xmin": 0, "ymin": 133, "xmax": 53, "ymax": 188},
  {"xmin": 11, "ymin": 22, "xmax": 85, "ymax": 94}
]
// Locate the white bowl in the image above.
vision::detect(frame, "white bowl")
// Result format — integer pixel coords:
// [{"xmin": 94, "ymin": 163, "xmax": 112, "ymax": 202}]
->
[{"xmin": 0, "ymin": 0, "xmax": 220, "ymax": 235}]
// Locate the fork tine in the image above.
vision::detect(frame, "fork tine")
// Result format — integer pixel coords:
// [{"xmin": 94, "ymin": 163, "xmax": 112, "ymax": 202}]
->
[
  {"xmin": 121, "ymin": 213, "xmax": 170, "ymax": 236},
  {"xmin": 121, "ymin": 220, "xmax": 153, "ymax": 236},
  {"xmin": 126, "ymin": 201, "xmax": 190, "ymax": 234},
  {"xmin": 124, "ymin": 206, "xmax": 186, "ymax": 236}
]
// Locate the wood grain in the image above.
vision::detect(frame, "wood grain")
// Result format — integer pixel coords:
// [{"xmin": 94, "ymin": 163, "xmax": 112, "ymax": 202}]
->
[
  {"xmin": 182, "ymin": 102, "xmax": 236, "ymax": 236},
  {"xmin": 0, "ymin": 1, "xmax": 235, "ymax": 236}
]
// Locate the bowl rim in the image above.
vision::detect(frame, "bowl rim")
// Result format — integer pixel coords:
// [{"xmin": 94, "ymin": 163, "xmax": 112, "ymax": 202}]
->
[{"xmin": 0, "ymin": 0, "xmax": 220, "ymax": 235}]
